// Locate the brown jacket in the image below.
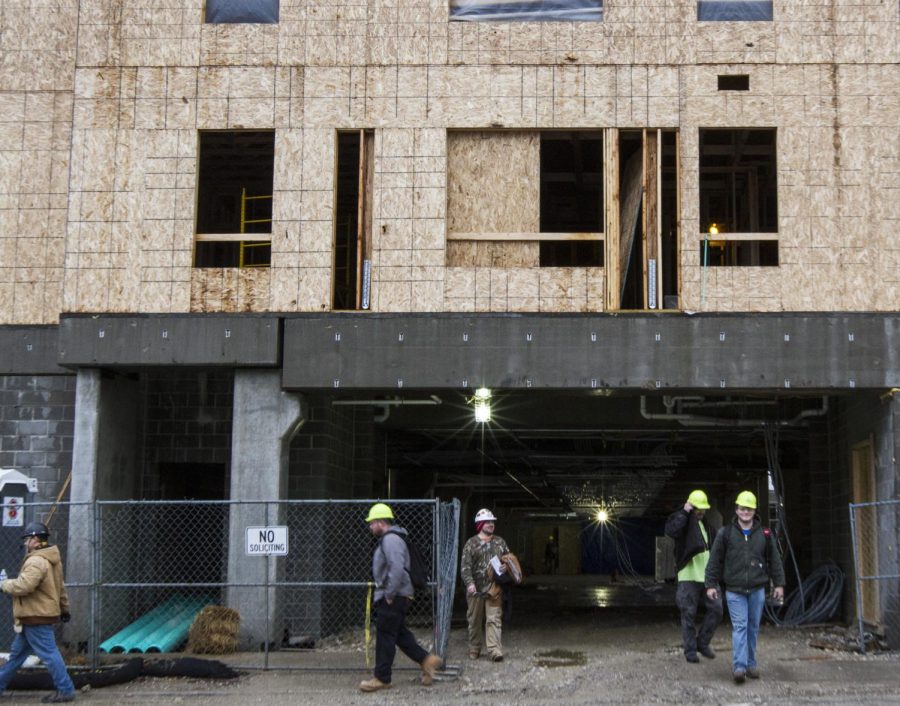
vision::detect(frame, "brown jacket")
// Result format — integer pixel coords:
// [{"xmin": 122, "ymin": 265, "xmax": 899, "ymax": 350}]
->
[{"xmin": 1, "ymin": 545, "xmax": 70, "ymax": 625}]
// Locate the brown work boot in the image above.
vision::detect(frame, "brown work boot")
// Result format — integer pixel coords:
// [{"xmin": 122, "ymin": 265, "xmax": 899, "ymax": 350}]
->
[
  {"xmin": 420, "ymin": 654, "xmax": 443, "ymax": 686},
  {"xmin": 468, "ymin": 649, "xmax": 480, "ymax": 659},
  {"xmin": 359, "ymin": 677, "xmax": 392, "ymax": 692}
]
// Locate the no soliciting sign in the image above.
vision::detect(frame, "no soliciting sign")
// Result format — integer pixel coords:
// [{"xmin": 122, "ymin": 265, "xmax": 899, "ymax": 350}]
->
[{"xmin": 246, "ymin": 526, "xmax": 289, "ymax": 556}]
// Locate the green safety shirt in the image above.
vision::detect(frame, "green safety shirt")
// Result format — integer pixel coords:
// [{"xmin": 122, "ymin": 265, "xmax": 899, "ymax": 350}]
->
[{"xmin": 677, "ymin": 522, "xmax": 709, "ymax": 582}]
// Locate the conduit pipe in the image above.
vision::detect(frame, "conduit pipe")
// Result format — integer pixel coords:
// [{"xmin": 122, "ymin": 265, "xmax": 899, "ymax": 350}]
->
[
  {"xmin": 332, "ymin": 395, "xmax": 442, "ymax": 423},
  {"xmin": 640, "ymin": 395, "xmax": 828, "ymax": 428}
]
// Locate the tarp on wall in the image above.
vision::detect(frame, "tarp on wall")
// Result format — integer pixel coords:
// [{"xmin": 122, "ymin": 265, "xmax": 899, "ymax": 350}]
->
[
  {"xmin": 450, "ymin": 0, "xmax": 602, "ymax": 22},
  {"xmin": 697, "ymin": 1, "xmax": 773, "ymax": 21},
  {"xmin": 206, "ymin": 0, "xmax": 279, "ymax": 24}
]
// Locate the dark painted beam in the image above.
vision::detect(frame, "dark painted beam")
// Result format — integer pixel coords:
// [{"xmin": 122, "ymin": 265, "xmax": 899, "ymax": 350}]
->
[
  {"xmin": 0, "ymin": 326, "xmax": 67, "ymax": 374},
  {"xmin": 57, "ymin": 315, "xmax": 280, "ymax": 367},
  {"xmin": 282, "ymin": 313, "xmax": 900, "ymax": 391}
]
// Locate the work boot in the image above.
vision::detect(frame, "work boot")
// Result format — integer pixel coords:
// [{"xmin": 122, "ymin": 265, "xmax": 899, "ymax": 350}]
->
[
  {"xmin": 733, "ymin": 669, "xmax": 746, "ymax": 684},
  {"xmin": 468, "ymin": 649, "xmax": 480, "ymax": 660},
  {"xmin": 420, "ymin": 654, "xmax": 442, "ymax": 686},
  {"xmin": 685, "ymin": 652, "xmax": 699, "ymax": 663},
  {"xmin": 698, "ymin": 645, "xmax": 716, "ymax": 659},
  {"xmin": 747, "ymin": 667, "xmax": 760, "ymax": 679},
  {"xmin": 359, "ymin": 677, "xmax": 392, "ymax": 693},
  {"xmin": 490, "ymin": 653, "xmax": 504, "ymax": 662},
  {"xmin": 42, "ymin": 694, "xmax": 76, "ymax": 704}
]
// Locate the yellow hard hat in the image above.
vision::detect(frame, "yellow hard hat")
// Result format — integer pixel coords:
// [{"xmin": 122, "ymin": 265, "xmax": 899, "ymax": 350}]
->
[
  {"xmin": 686, "ymin": 490, "xmax": 710, "ymax": 510},
  {"xmin": 365, "ymin": 502, "xmax": 394, "ymax": 523},
  {"xmin": 735, "ymin": 491, "xmax": 757, "ymax": 509}
]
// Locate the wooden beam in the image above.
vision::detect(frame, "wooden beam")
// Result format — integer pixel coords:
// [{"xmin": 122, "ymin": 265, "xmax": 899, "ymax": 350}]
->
[
  {"xmin": 447, "ymin": 232, "xmax": 603, "ymax": 242},
  {"xmin": 604, "ymin": 128, "xmax": 620, "ymax": 310}
]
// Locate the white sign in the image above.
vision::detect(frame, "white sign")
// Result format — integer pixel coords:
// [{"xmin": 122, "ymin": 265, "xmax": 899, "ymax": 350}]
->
[
  {"xmin": 2, "ymin": 497, "xmax": 24, "ymax": 527},
  {"xmin": 245, "ymin": 526, "xmax": 289, "ymax": 556}
]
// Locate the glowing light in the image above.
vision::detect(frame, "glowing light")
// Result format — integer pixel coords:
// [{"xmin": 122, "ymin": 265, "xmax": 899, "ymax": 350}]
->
[
  {"xmin": 472, "ymin": 387, "xmax": 492, "ymax": 423},
  {"xmin": 597, "ymin": 509, "xmax": 609, "ymax": 523},
  {"xmin": 708, "ymin": 223, "xmax": 719, "ymax": 236}
]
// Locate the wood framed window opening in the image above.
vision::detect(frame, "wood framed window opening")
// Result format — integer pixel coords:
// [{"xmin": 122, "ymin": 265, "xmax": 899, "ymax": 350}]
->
[
  {"xmin": 332, "ymin": 130, "xmax": 374, "ymax": 310},
  {"xmin": 194, "ymin": 130, "xmax": 275, "ymax": 268}
]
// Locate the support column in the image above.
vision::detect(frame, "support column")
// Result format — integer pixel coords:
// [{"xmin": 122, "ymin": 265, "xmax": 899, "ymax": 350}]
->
[
  {"xmin": 226, "ymin": 370, "xmax": 305, "ymax": 648},
  {"xmin": 67, "ymin": 369, "xmax": 142, "ymax": 648}
]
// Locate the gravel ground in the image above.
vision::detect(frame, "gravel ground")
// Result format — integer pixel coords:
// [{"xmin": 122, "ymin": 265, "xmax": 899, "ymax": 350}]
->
[{"xmin": 5, "ymin": 581, "xmax": 900, "ymax": 705}]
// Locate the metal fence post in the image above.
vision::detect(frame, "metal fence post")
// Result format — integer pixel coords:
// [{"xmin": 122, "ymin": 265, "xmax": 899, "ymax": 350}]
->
[
  {"xmin": 849, "ymin": 503, "xmax": 866, "ymax": 654},
  {"xmin": 265, "ymin": 500, "xmax": 271, "ymax": 670},
  {"xmin": 91, "ymin": 500, "xmax": 101, "ymax": 670}
]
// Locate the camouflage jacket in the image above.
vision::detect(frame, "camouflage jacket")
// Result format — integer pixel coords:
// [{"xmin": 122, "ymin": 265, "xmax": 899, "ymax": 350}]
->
[{"xmin": 460, "ymin": 534, "xmax": 510, "ymax": 592}]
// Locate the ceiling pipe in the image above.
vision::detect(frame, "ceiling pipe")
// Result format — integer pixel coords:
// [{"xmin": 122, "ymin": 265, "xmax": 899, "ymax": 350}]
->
[
  {"xmin": 332, "ymin": 395, "xmax": 442, "ymax": 406},
  {"xmin": 640, "ymin": 395, "xmax": 828, "ymax": 428},
  {"xmin": 332, "ymin": 395, "xmax": 442, "ymax": 423}
]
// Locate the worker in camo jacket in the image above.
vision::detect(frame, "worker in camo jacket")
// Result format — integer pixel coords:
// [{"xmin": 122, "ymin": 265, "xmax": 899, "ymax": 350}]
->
[
  {"xmin": 460, "ymin": 508, "xmax": 510, "ymax": 662},
  {"xmin": 0, "ymin": 522, "xmax": 76, "ymax": 703}
]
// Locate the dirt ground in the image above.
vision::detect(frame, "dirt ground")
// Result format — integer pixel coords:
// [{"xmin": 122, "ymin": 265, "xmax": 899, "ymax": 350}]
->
[{"xmin": 5, "ymin": 578, "xmax": 900, "ymax": 704}]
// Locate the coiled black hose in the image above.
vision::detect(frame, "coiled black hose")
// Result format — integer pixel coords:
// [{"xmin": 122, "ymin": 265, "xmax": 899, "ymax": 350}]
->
[{"xmin": 764, "ymin": 560, "xmax": 844, "ymax": 626}]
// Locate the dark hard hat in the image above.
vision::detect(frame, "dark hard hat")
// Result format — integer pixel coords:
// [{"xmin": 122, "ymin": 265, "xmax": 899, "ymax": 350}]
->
[{"xmin": 22, "ymin": 522, "xmax": 49, "ymax": 539}]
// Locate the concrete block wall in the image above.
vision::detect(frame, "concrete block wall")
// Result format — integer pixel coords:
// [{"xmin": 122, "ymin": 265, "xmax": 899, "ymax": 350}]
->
[
  {"xmin": 141, "ymin": 369, "xmax": 234, "ymax": 496},
  {"xmin": 0, "ymin": 375, "xmax": 75, "ymax": 502},
  {"xmin": 0, "ymin": 2, "xmax": 898, "ymax": 321}
]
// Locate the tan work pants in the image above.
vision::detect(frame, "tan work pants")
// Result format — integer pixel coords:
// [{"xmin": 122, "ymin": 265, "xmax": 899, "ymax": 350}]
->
[{"xmin": 466, "ymin": 592, "xmax": 503, "ymax": 657}]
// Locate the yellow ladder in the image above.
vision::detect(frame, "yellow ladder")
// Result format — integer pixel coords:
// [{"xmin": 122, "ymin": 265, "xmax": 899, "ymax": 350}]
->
[{"xmin": 239, "ymin": 187, "xmax": 273, "ymax": 268}]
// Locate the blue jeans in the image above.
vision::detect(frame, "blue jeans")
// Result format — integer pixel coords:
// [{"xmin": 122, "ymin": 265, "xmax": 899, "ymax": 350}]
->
[
  {"xmin": 726, "ymin": 588, "xmax": 765, "ymax": 672},
  {"xmin": 0, "ymin": 624, "xmax": 75, "ymax": 696}
]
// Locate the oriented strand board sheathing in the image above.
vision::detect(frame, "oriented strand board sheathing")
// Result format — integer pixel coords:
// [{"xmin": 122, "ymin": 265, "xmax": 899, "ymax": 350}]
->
[{"xmin": 446, "ymin": 131, "xmax": 539, "ymax": 235}]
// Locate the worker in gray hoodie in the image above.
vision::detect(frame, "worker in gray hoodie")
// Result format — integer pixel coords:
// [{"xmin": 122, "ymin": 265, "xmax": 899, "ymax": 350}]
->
[{"xmin": 359, "ymin": 503, "xmax": 441, "ymax": 693}]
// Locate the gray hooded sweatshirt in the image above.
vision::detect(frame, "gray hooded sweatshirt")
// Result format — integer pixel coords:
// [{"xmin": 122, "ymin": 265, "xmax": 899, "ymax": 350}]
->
[{"xmin": 372, "ymin": 526, "xmax": 414, "ymax": 603}]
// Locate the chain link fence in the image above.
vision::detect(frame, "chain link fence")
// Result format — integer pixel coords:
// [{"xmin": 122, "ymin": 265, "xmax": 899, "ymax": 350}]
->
[
  {"xmin": 849, "ymin": 499, "xmax": 900, "ymax": 653},
  {"xmin": 0, "ymin": 499, "xmax": 459, "ymax": 670}
]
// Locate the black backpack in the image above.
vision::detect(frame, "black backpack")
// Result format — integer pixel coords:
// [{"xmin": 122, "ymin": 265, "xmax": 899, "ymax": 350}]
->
[{"xmin": 388, "ymin": 531, "xmax": 429, "ymax": 591}]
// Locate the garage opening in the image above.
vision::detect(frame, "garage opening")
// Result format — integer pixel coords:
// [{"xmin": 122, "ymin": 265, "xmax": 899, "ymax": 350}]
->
[{"xmin": 355, "ymin": 390, "xmax": 854, "ymax": 622}]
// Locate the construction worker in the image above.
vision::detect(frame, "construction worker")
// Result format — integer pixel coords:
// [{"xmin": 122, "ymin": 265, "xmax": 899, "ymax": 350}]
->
[
  {"xmin": 460, "ymin": 508, "xmax": 510, "ymax": 661},
  {"xmin": 359, "ymin": 503, "xmax": 441, "ymax": 693},
  {"xmin": 705, "ymin": 491, "xmax": 785, "ymax": 684},
  {"xmin": 665, "ymin": 490, "xmax": 723, "ymax": 663},
  {"xmin": 0, "ymin": 522, "xmax": 76, "ymax": 703}
]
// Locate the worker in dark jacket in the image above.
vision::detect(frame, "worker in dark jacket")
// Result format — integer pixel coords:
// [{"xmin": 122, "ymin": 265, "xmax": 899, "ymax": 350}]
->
[
  {"xmin": 665, "ymin": 489, "xmax": 722, "ymax": 663},
  {"xmin": 705, "ymin": 491, "xmax": 785, "ymax": 684},
  {"xmin": 359, "ymin": 503, "xmax": 441, "ymax": 693}
]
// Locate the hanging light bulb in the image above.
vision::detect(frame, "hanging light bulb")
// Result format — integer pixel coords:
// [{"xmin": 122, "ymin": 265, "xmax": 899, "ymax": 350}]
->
[{"xmin": 473, "ymin": 387, "xmax": 492, "ymax": 423}]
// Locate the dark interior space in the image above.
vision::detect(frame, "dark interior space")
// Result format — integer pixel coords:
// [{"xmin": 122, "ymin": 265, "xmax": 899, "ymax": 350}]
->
[
  {"xmin": 540, "ymin": 131, "xmax": 604, "ymax": 267},
  {"xmin": 195, "ymin": 130, "xmax": 275, "ymax": 268},
  {"xmin": 699, "ymin": 128, "xmax": 778, "ymax": 234},
  {"xmin": 333, "ymin": 131, "xmax": 361, "ymax": 310},
  {"xmin": 700, "ymin": 239, "xmax": 779, "ymax": 266},
  {"xmin": 345, "ymin": 389, "xmax": 841, "ymax": 608},
  {"xmin": 661, "ymin": 130, "xmax": 679, "ymax": 308},
  {"xmin": 619, "ymin": 131, "xmax": 644, "ymax": 309}
]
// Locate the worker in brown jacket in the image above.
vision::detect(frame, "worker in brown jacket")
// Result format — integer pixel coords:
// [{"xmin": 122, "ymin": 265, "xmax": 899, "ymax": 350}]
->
[{"xmin": 0, "ymin": 522, "xmax": 76, "ymax": 703}]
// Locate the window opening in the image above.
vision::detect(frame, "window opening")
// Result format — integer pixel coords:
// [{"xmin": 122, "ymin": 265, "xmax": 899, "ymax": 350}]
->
[
  {"xmin": 698, "ymin": 1, "xmax": 772, "ymax": 21},
  {"xmin": 333, "ymin": 130, "xmax": 373, "ymax": 310},
  {"xmin": 718, "ymin": 75, "xmax": 750, "ymax": 91},
  {"xmin": 618, "ymin": 132, "xmax": 644, "ymax": 308},
  {"xmin": 540, "ymin": 132, "xmax": 604, "ymax": 267},
  {"xmin": 206, "ymin": 0, "xmax": 279, "ymax": 24},
  {"xmin": 450, "ymin": 0, "xmax": 602, "ymax": 22},
  {"xmin": 699, "ymin": 128, "xmax": 777, "ymax": 233},
  {"xmin": 660, "ymin": 131, "xmax": 679, "ymax": 309},
  {"xmin": 195, "ymin": 130, "xmax": 274, "ymax": 268},
  {"xmin": 698, "ymin": 240, "xmax": 778, "ymax": 266}
]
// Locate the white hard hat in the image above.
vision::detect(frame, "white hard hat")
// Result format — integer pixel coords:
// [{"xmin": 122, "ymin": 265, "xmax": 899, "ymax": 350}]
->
[{"xmin": 474, "ymin": 508, "xmax": 497, "ymax": 523}]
